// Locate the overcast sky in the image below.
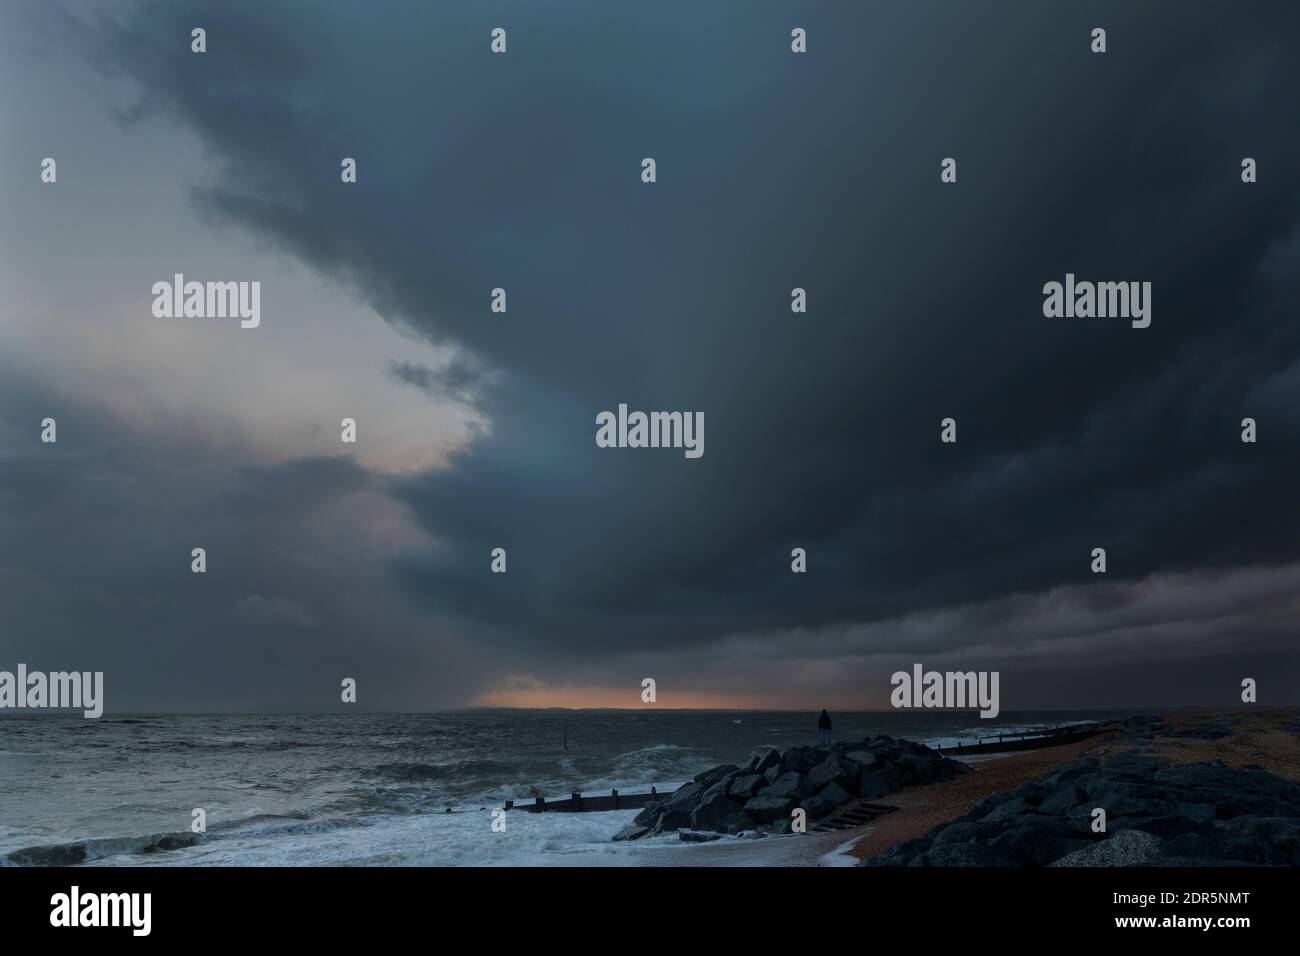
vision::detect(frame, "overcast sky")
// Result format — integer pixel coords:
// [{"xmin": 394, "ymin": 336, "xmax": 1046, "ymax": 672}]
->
[{"xmin": 2, "ymin": 1, "xmax": 1298, "ymax": 712}]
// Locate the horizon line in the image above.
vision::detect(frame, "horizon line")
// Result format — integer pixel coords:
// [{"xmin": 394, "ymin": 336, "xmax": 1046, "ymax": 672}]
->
[{"xmin": 1, "ymin": 704, "xmax": 1290, "ymax": 716}]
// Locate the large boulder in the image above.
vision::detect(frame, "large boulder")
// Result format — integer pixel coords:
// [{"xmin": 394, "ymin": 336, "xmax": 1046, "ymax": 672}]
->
[
  {"xmin": 1110, "ymin": 815, "xmax": 1213, "ymax": 841},
  {"xmin": 962, "ymin": 788, "xmax": 1022, "ymax": 822},
  {"xmin": 1043, "ymin": 757, "xmax": 1101, "ymax": 787},
  {"xmin": 990, "ymin": 828, "xmax": 1095, "ymax": 866},
  {"xmin": 845, "ymin": 750, "xmax": 880, "ymax": 770},
  {"xmin": 766, "ymin": 771, "xmax": 814, "ymax": 801},
  {"xmin": 1049, "ymin": 829, "xmax": 1163, "ymax": 867},
  {"xmin": 878, "ymin": 763, "xmax": 911, "ymax": 790},
  {"xmin": 820, "ymin": 782, "xmax": 851, "ymax": 807},
  {"xmin": 700, "ymin": 769, "xmax": 750, "ymax": 803},
  {"xmin": 799, "ymin": 793, "xmax": 835, "ymax": 821},
  {"xmin": 749, "ymin": 747, "xmax": 783, "ymax": 774},
  {"xmin": 727, "ymin": 773, "xmax": 767, "ymax": 800},
  {"xmin": 659, "ymin": 805, "xmax": 693, "ymax": 830},
  {"xmin": 854, "ymin": 770, "xmax": 892, "ymax": 800},
  {"xmin": 690, "ymin": 789, "xmax": 741, "ymax": 831},
  {"xmin": 1104, "ymin": 753, "xmax": 1165, "ymax": 776},
  {"xmin": 744, "ymin": 794, "xmax": 797, "ymax": 823},
  {"xmin": 917, "ymin": 843, "xmax": 1014, "ymax": 867},
  {"xmin": 782, "ymin": 748, "xmax": 816, "ymax": 774},
  {"xmin": 693, "ymin": 764, "xmax": 737, "ymax": 788},
  {"xmin": 982, "ymin": 796, "xmax": 1037, "ymax": 822},
  {"xmin": 1038, "ymin": 786, "xmax": 1086, "ymax": 816},
  {"xmin": 1170, "ymin": 802, "xmax": 1218, "ymax": 824},
  {"xmin": 1227, "ymin": 816, "xmax": 1300, "ymax": 846},
  {"xmin": 1106, "ymin": 797, "xmax": 1174, "ymax": 818},
  {"xmin": 809, "ymin": 754, "xmax": 855, "ymax": 792},
  {"xmin": 1162, "ymin": 833, "xmax": 1226, "ymax": 860},
  {"xmin": 1154, "ymin": 764, "xmax": 1300, "ymax": 801},
  {"xmin": 660, "ymin": 782, "xmax": 704, "ymax": 829},
  {"xmin": 1085, "ymin": 778, "xmax": 1177, "ymax": 802},
  {"xmin": 931, "ymin": 820, "xmax": 1004, "ymax": 846},
  {"xmin": 898, "ymin": 752, "xmax": 941, "ymax": 785},
  {"xmin": 716, "ymin": 810, "xmax": 756, "ymax": 834},
  {"xmin": 666, "ymin": 781, "xmax": 702, "ymax": 807},
  {"xmin": 1215, "ymin": 816, "xmax": 1300, "ymax": 865},
  {"xmin": 632, "ymin": 801, "xmax": 664, "ymax": 827}
]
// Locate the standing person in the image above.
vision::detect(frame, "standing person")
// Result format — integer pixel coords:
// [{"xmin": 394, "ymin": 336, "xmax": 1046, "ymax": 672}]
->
[{"xmin": 818, "ymin": 709, "xmax": 832, "ymax": 745}]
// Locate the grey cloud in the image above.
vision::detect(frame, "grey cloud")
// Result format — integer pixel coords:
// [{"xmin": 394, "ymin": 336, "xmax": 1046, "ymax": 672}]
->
[{"xmin": 3, "ymin": 0, "xmax": 1298, "ymax": 706}]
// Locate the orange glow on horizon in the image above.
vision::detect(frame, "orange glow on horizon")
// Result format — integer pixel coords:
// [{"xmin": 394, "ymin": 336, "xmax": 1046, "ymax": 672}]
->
[
  {"xmin": 469, "ymin": 678, "xmax": 878, "ymax": 711},
  {"xmin": 470, "ymin": 685, "xmax": 769, "ymax": 709}
]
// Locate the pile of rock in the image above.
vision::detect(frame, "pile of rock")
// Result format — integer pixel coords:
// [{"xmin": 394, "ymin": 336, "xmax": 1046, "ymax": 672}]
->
[
  {"xmin": 614, "ymin": 735, "xmax": 970, "ymax": 841},
  {"xmin": 1103, "ymin": 713, "xmax": 1241, "ymax": 743},
  {"xmin": 863, "ymin": 751, "xmax": 1300, "ymax": 866},
  {"xmin": 1165, "ymin": 715, "xmax": 1241, "ymax": 741}
]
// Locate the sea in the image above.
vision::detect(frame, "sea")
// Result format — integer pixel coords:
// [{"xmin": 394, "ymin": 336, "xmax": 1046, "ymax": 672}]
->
[{"xmin": 0, "ymin": 710, "xmax": 1128, "ymax": 866}]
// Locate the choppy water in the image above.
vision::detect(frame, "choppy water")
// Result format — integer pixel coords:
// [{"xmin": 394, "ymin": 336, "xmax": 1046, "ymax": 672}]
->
[{"xmin": 0, "ymin": 710, "xmax": 1125, "ymax": 866}]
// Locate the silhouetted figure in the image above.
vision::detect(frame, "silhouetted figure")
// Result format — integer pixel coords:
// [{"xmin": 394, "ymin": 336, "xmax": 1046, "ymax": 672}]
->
[{"xmin": 818, "ymin": 709, "xmax": 832, "ymax": 746}]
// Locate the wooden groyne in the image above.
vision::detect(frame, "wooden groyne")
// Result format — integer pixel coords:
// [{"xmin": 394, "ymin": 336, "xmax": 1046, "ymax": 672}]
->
[
  {"xmin": 934, "ymin": 722, "xmax": 1109, "ymax": 756},
  {"xmin": 506, "ymin": 788, "xmax": 667, "ymax": 813}
]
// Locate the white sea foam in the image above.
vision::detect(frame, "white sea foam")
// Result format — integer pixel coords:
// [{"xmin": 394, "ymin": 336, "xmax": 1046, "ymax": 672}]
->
[{"xmin": 86, "ymin": 807, "xmax": 671, "ymax": 867}]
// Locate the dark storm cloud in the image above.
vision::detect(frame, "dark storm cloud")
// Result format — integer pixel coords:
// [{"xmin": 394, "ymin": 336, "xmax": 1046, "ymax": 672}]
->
[
  {"xmin": 0, "ymin": 366, "xmax": 489, "ymax": 710},
  {"xmin": 10, "ymin": 0, "xmax": 1300, "ymax": 703}
]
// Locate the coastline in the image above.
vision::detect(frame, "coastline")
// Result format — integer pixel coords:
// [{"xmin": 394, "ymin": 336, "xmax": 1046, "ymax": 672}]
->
[
  {"xmin": 850, "ymin": 709, "xmax": 1300, "ymax": 864},
  {"xmin": 628, "ymin": 738, "xmax": 1101, "ymax": 866},
  {"xmin": 638, "ymin": 709, "xmax": 1299, "ymax": 867},
  {"xmin": 6, "ymin": 709, "xmax": 1294, "ymax": 866}
]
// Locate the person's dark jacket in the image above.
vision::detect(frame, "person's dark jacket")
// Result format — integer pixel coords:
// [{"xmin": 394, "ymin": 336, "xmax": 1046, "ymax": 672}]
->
[{"xmin": 818, "ymin": 710, "xmax": 832, "ymax": 730}]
